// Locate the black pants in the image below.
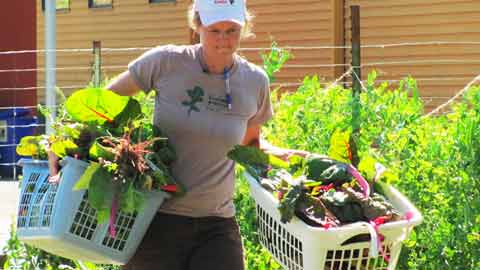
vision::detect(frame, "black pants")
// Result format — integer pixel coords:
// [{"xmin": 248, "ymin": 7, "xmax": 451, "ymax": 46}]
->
[{"xmin": 123, "ymin": 212, "xmax": 245, "ymax": 270}]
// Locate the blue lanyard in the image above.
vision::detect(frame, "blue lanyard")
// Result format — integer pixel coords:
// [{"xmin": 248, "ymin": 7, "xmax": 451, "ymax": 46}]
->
[{"xmin": 223, "ymin": 67, "xmax": 232, "ymax": 111}]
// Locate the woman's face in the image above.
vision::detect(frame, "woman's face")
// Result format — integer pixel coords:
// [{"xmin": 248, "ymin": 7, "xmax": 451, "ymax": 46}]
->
[{"xmin": 198, "ymin": 21, "xmax": 242, "ymax": 57}]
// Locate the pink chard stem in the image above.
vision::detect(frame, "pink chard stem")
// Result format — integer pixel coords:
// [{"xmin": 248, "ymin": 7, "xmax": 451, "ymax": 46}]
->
[
  {"xmin": 109, "ymin": 198, "xmax": 118, "ymax": 238},
  {"xmin": 347, "ymin": 164, "xmax": 370, "ymax": 197}
]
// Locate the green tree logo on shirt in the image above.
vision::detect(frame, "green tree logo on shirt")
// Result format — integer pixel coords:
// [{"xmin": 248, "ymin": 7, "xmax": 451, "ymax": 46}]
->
[{"xmin": 182, "ymin": 86, "xmax": 205, "ymax": 116}]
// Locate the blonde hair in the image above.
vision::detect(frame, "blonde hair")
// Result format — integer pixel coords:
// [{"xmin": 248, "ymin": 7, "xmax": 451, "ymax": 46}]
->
[{"xmin": 187, "ymin": 4, "xmax": 255, "ymax": 40}]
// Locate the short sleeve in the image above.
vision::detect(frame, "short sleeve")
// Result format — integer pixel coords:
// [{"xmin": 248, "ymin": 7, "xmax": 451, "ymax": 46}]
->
[
  {"xmin": 127, "ymin": 45, "xmax": 172, "ymax": 93},
  {"xmin": 247, "ymin": 74, "xmax": 273, "ymax": 126}
]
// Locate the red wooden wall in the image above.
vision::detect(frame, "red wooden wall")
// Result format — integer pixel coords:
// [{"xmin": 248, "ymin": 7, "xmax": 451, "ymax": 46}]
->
[{"xmin": 0, "ymin": 2, "xmax": 37, "ymax": 108}]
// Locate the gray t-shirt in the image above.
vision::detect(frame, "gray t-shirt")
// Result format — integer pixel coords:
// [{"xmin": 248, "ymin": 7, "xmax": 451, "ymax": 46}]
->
[{"xmin": 128, "ymin": 44, "xmax": 273, "ymax": 217}]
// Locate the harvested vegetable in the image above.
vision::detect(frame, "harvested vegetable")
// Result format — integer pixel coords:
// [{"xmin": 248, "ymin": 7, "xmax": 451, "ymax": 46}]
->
[
  {"xmin": 17, "ymin": 88, "xmax": 184, "ymax": 231},
  {"xmin": 228, "ymin": 145, "xmax": 401, "ymax": 228}
]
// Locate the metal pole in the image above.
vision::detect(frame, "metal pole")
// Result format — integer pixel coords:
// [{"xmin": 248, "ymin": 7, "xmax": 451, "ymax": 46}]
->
[
  {"xmin": 45, "ymin": 0, "xmax": 57, "ymax": 135},
  {"xmin": 93, "ymin": 41, "xmax": 102, "ymax": 87},
  {"xmin": 350, "ymin": 5, "xmax": 361, "ymax": 167}
]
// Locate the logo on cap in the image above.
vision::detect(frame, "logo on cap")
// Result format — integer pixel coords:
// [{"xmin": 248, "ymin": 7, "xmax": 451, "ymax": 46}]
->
[{"xmin": 213, "ymin": 0, "xmax": 234, "ymax": 4}]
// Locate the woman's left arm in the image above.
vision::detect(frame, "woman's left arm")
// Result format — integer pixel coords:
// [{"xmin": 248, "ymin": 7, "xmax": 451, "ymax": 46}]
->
[{"xmin": 242, "ymin": 124, "xmax": 309, "ymax": 160}]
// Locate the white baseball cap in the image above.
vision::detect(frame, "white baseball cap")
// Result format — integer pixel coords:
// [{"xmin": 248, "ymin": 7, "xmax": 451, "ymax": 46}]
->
[{"xmin": 194, "ymin": 0, "xmax": 246, "ymax": 27}]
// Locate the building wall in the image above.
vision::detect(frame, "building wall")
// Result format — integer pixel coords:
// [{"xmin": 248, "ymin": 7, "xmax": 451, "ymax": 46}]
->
[
  {"xmin": 239, "ymin": 0, "xmax": 336, "ymax": 90},
  {"xmin": 36, "ymin": 0, "xmax": 480, "ymax": 111},
  {"xmin": 36, "ymin": 0, "xmax": 336, "ymax": 101},
  {"xmin": 0, "ymin": 2, "xmax": 37, "ymax": 108},
  {"xmin": 36, "ymin": 0, "xmax": 191, "ymax": 102},
  {"xmin": 344, "ymin": 0, "xmax": 480, "ymax": 110}
]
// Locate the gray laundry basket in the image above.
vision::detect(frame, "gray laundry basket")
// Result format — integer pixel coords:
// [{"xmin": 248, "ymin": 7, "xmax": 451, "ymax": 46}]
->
[{"xmin": 16, "ymin": 156, "xmax": 168, "ymax": 265}]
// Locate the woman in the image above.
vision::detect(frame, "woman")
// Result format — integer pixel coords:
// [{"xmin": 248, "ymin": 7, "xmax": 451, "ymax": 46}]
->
[{"xmin": 107, "ymin": 1, "xmax": 306, "ymax": 269}]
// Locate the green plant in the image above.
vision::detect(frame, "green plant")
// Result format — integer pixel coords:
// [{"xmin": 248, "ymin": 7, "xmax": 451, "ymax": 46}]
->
[
  {"xmin": 9, "ymin": 84, "xmax": 152, "ymax": 270},
  {"xmin": 3, "ymin": 223, "xmax": 76, "ymax": 270},
  {"xmin": 258, "ymin": 69, "xmax": 480, "ymax": 269},
  {"xmin": 261, "ymin": 41, "xmax": 291, "ymax": 83},
  {"xmin": 229, "ymin": 144, "xmax": 400, "ymax": 228},
  {"xmin": 234, "ymin": 167, "xmax": 281, "ymax": 270},
  {"xmin": 231, "ymin": 42, "xmax": 290, "ymax": 270}
]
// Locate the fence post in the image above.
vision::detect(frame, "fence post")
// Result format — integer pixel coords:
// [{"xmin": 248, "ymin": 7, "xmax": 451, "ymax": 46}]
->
[
  {"xmin": 350, "ymin": 5, "xmax": 361, "ymax": 167},
  {"xmin": 332, "ymin": 0, "xmax": 345, "ymax": 79},
  {"xmin": 93, "ymin": 41, "xmax": 102, "ymax": 87},
  {"xmin": 351, "ymin": 5, "xmax": 361, "ymax": 96}
]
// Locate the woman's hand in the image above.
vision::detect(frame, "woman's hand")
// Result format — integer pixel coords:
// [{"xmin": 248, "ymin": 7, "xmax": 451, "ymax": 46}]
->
[
  {"xmin": 47, "ymin": 150, "xmax": 61, "ymax": 183},
  {"xmin": 242, "ymin": 124, "xmax": 310, "ymax": 161},
  {"xmin": 263, "ymin": 147, "xmax": 310, "ymax": 162}
]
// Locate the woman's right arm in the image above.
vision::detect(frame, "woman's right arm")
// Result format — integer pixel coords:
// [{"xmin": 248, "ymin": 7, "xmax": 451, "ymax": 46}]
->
[{"xmin": 106, "ymin": 70, "xmax": 142, "ymax": 96}]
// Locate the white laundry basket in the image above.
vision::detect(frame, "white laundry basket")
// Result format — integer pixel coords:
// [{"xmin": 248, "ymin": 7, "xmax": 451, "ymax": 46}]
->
[
  {"xmin": 16, "ymin": 156, "xmax": 168, "ymax": 265},
  {"xmin": 244, "ymin": 172, "xmax": 422, "ymax": 270}
]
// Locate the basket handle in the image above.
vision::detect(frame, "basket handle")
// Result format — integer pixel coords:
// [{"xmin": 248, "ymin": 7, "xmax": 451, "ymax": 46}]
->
[
  {"xmin": 339, "ymin": 222, "xmax": 395, "ymax": 264},
  {"xmin": 340, "ymin": 222, "xmax": 379, "ymax": 256}
]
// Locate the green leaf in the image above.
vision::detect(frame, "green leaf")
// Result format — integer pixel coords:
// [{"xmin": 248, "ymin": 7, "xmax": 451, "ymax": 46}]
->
[
  {"xmin": 358, "ymin": 155, "xmax": 377, "ymax": 181},
  {"xmin": 73, "ymin": 163, "xmax": 100, "ymax": 191},
  {"xmin": 328, "ymin": 129, "xmax": 351, "ymax": 163},
  {"xmin": 262, "ymin": 41, "xmax": 291, "ymax": 83},
  {"xmin": 87, "ymin": 166, "xmax": 114, "ymax": 212},
  {"xmin": 97, "ymin": 208, "xmax": 111, "ymax": 224},
  {"xmin": 62, "ymin": 123, "xmax": 82, "ymax": 139},
  {"xmin": 278, "ymin": 184, "xmax": 305, "ymax": 223},
  {"xmin": 120, "ymin": 182, "xmax": 145, "ymax": 214},
  {"xmin": 65, "ymin": 88, "xmax": 139, "ymax": 126},
  {"xmin": 131, "ymin": 123, "xmax": 155, "ymax": 143},
  {"xmin": 16, "ymin": 136, "xmax": 43, "ymax": 157},
  {"xmin": 227, "ymin": 145, "xmax": 269, "ymax": 166},
  {"xmin": 50, "ymin": 139, "xmax": 79, "ymax": 158},
  {"xmin": 288, "ymin": 155, "xmax": 305, "ymax": 177},
  {"xmin": 111, "ymin": 98, "xmax": 142, "ymax": 128},
  {"xmin": 74, "ymin": 260, "xmax": 98, "ymax": 270},
  {"xmin": 88, "ymin": 139, "xmax": 115, "ymax": 161},
  {"xmin": 268, "ymin": 155, "xmax": 289, "ymax": 169}
]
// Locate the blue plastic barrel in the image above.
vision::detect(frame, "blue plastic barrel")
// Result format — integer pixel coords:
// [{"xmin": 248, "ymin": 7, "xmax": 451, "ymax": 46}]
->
[{"xmin": 0, "ymin": 108, "xmax": 37, "ymax": 179}]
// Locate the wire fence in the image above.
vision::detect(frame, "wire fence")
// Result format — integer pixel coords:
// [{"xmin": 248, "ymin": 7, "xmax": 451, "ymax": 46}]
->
[{"xmin": 0, "ymin": 41, "xmax": 479, "ymax": 179}]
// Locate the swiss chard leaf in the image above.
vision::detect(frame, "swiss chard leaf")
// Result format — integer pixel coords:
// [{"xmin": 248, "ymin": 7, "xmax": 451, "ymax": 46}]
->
[
  {"xmin": 328, "ymin": 129, "xmax": 352, "ymax": 163},
  {"xmin": 88, "ymin": 139, "xmax": 116, "ymax": 161},
  {"xmin": 111, "ymin": 98, "xmax": 142, "ymax": 129},
  {"xmin": 87, "ymin": 166, "xmax": 114, "ymax": 219},
  {"xmin": 50, "ymin": 139, "xmax": 79, "ymax": 158},
  {"xmin": 228, "ymin": 145, "xmax": 269, "ymax": 166},
  {"xmin": 65, "ymin": 88, "xmax": 141, "ymax": 127},
  {"xmin": 120, "ymin": 182, "xmax": 145, "ymax": 214},
  {"xmin": 16, "ymin": 136, "xmax": 47, "ymax": 159},
  {"xmin": 72, "ymin": 162, "xmax": 114, "ymax": 223},
  {"xmin": 227, "ymin": 145, "xmax": 289, "ymax": 175},
  {"xmin": 73, "ymin": 162, "xmax": 101, "ymax": 190},
  {"xmin": 278, "ymin": 183, "xmax": 306, "ymax": 223},
  {"xmin": 97, "ymin": 208, "xmax": 111, "ymax": 225}
]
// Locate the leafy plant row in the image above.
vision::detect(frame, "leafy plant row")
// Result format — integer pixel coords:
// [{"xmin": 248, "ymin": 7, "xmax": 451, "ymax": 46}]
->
[{"xmin": 246, "ymin": 71, "xmax": 480, "ymax": 270}]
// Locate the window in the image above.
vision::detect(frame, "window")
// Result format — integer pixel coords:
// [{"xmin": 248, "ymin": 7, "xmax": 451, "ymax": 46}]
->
[
  {"xmin": 41, "ymin": 0, "xmax": 70, "ymax": 12},
  {"xmin": 88, "ymin": 0, "xmax": 113, "ymax": 8},
  {"xmin": 149, "ymin": 0, "xmax": 176, "ymax": 3}
]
